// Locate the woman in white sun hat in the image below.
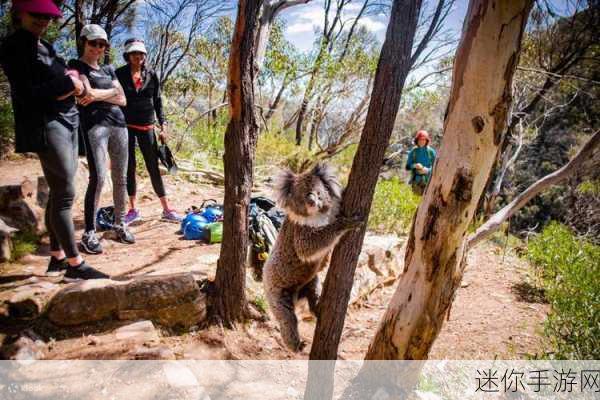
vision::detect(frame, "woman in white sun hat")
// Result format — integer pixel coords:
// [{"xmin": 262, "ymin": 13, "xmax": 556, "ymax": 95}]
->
[
  {"xmin": 115, "ymin": 38, "xmax": 181, "ymax": 224},
  {"xmin": 68, "ymin": 24, "xmax": 135, "ymax": 254}
]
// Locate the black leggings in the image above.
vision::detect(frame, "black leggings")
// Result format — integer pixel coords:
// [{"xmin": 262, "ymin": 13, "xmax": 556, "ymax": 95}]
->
[
  {"xmin": 126, "ymin": 127, "xmax": 166, "ymax": 199},
  {"xmin": 37, "ymin": 120, "xmax": 79, "ymax": 258}
]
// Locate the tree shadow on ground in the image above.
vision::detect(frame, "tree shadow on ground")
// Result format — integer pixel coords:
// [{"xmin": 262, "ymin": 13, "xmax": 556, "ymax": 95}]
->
[{"xmin": 511, "ymin": 281, "xmax": 547, "ymax": 304}]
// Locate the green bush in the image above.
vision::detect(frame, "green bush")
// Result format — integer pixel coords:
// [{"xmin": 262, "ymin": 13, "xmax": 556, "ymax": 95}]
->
[
  {"xmin": 11, "ymin": 231, "xmax": 39, "ymax": 261},
  {"xmin": 527, "ymin": 222, "xmax": 600, "ymax": 359},
  {"xmin": 368, "ymin": 177, "xmax": 420, "ymax": 234}
]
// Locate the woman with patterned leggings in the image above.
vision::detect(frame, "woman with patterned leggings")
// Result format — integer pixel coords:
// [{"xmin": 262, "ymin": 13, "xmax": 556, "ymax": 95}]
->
[{"xmin": 69, "ymin": 24, "xmax": 135, "ymax": 254}]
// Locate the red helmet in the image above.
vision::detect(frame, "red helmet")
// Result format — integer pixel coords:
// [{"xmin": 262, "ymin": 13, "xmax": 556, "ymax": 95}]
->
[{"xmin": 414, "ymin": 130, "xmax": 430, "ymax": 144}]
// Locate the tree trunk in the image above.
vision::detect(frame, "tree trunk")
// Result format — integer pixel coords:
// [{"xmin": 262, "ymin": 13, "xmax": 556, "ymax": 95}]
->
[
  {"xmin": 304, "ymin": 0, "xmax": 423, "ymax": 398},
  {"xmin": 255, "ymin": 1, "xmax": 313, "ymax": 70},
  {"xmin": 210, "ymin": 0, "xmax": 263, "ymax": 326},
  {"xmin": 360, "ymin": 0, "xmax": 533, "ymax": 387},
  {"xmin": 75, "ymin": 0, "xmax": 84, "ymax": 57},
  {"xmin": 264, "ymin": 74, "xmax": 289, "ymax": 122}
]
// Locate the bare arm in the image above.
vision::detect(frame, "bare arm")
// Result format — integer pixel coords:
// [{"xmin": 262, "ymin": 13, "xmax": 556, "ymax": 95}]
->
[{"xmin": 78, "ymin": 76, "xmax": 126, "ymax": 106}]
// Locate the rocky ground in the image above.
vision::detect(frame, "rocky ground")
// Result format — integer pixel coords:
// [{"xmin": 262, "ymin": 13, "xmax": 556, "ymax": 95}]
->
[{"xmin": 0, "ymin": 157, "xmax": 550, "ymax": 361}]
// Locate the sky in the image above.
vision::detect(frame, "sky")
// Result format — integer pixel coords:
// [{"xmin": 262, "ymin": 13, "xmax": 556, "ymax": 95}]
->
[{"xmin": 280, "ymin": 0, "xmax": 470, "ymax": 53}]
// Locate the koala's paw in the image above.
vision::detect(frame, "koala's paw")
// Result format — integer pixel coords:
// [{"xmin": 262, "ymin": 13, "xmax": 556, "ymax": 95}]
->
[{"xmin": 340, "ymin": 214, "xmax": 365, "ymax": 231}]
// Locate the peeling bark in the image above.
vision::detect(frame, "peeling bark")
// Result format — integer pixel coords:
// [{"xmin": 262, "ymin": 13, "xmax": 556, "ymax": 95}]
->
[
  {"xmin": 211, "ymin": 0, "xmax": 263, "ymax": 326},
  {"xmin": 358, "ymin": 0, "xmax": 533, "ymax": 392}
]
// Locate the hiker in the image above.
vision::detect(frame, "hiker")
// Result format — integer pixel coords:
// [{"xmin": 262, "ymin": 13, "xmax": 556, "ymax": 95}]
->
[
  {"xmin": 0, "ymin": 0, "xmax": 108, "ymax": 279},
  {"xmin": 406, "ymin": 130, "xmax": 436, "ymax": 196},
  {"xmin": 115, "ymin": 38, "xmax": 181, "ymax": 223},
  {"xmin": 69, "ymin": 24, "xmax": 135, "ymax": 254}
]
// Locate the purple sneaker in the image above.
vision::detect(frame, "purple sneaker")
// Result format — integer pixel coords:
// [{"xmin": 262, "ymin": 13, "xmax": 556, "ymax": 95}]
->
[
  {"xmin": 125, "ymin": 209, "xmax": 141, "ymax": 224},
  {"xmin": 162, "ymin": 209, "xmax": 182, "ymax": 222}
]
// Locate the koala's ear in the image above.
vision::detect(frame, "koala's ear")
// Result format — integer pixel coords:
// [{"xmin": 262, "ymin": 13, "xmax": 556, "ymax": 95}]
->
[
  {"xmin": 311, "ymin": 162, "xmax": 342, "ymax": 200},
  {"xmin": 274, "ymin": 168, "xmax": 296, "ymax": 209}
]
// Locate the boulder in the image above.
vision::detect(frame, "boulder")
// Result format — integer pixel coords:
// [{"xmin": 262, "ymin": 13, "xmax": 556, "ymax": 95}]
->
[
  {"xmin": 0, "ymin": 179, "xmax": 45, "ymax": 234},
  {"xmin": 349, "ymin": 234, "xmax": 404, "ymax": 304},
  {"xmin": 3, "ymin": 281, "xmax": 61, "ymax": 320},
  {"xmin": 0, "ymin": 217, "xmax": 18, "ymax": 262},
  {"xmin": 46, "ymin": 273, "xmax": 207, "ymax": 328}
]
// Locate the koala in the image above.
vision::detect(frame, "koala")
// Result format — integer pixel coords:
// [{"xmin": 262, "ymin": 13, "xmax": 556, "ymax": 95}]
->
[{"xmin": 263, "ymin": 162, "xmax": 363, "ymax": 352}]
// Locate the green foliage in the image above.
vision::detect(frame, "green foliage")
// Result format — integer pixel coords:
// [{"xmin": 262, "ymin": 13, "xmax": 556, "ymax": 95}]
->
[
  {"xmin": 527, "ymin": 222, "xmax": 600, "ymax": 359},
  {"xmin": 577, "ymin": 179, "xmax": 600, "ymax": 195},
  {"xmin": 252, "ymin": 295, "xmax": 268, "ymax": 314},
  {"xmin": 11, "ymin": 231, "xmax": 39, "ymax": 261},
  {"xmin": 255, "ymin": 132, "xmax": 312, "ymax": 173},
  {"xmin": 0, "ymin": 81, "xmax": 14, "ymax": 156},
  {"xmin": 368, "ymin": 177, "xmax": 420, "ymax": 234}
]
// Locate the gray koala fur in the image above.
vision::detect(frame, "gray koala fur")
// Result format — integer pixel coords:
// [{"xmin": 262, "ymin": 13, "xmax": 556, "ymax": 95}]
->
[{"xmin": 263, "ymin": 162, "xmax": 362, "ymax": 351}]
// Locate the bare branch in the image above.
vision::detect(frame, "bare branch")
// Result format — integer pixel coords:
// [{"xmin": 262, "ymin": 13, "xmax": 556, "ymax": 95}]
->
[{"xmin": 469, "ymin": 129, "xmax": 600, "ymax": 249}]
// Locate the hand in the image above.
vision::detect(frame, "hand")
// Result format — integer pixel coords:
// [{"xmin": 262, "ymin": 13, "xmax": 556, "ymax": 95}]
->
[
  {"xmin": 70, "ymin": 76, "xmax": 84, "ymax": 96},
  {"xmin": 158, "ymin": 126, "xmax": 168, "ymax": 143},
  {"xmin": 78, "ymin": 89, "xmax": 98, "ymax": 106},
  {"xmin": 65, "ymin": 69, "xmax": 80, "ymax": 79}
]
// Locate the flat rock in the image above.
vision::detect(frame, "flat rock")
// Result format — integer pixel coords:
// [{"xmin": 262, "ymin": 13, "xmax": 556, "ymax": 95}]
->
[
  {"xmin": 46, "ymin": 273, "xmax": 207, "ymax": 328},
  {"xmin": 114, "ymin": 320, "xmax": 160, "ymax": 342}
]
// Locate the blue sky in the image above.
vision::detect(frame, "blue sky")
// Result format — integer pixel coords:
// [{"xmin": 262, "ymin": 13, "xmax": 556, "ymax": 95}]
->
[{"xmin": 280, "ymin": 0, "xmax": 469, "ymax": 53}]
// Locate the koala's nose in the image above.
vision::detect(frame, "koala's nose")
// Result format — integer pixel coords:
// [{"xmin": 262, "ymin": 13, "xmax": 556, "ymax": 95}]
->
[{"xmin": 307, "ymin": 193, "xmax": 318, "ymax": 207}]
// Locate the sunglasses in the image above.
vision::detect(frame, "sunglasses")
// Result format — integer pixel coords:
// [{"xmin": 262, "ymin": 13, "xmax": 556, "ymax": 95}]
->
[
  {"xmin": 28, "ymin": 12, "xmax": 56, "ymax": 21},
  {"xmin": 87, "ymin": 40, "xmax": 108, "ymax": 49},
  {"xmin": 124, "ymin": 38, "xmax": 144, "ymax": 45}
]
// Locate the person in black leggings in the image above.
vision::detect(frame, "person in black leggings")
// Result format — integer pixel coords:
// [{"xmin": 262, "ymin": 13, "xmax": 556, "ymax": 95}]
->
[
  {"xmin": 115, "ymin": 39, "xmax": 181, "ymax": 223},
  {"xmin": 0, "ymin": 0, "xmax": 108, "ymax": 280}
]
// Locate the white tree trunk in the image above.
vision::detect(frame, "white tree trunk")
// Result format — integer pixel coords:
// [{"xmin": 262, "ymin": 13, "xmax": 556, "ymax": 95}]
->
[
  {"xmin": 365, "ymin": 0, "xmax": 533, "ymax": 363},
  {"xmin": 255, "ymin": 0, "xmax": 313, "ymax": 69}
]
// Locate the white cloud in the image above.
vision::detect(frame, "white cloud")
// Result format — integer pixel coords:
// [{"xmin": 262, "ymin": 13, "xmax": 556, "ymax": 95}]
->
[
  {"xmin": 356, "ymin": 17, "xmax": 386, "ymax": 32},
  {"xmin": 283, "ymin": 0, "xmax": 388, "ymax": 51},
  {"xmin": 286, "ymin": 22, "xmax": 316, "ymax": 34}
]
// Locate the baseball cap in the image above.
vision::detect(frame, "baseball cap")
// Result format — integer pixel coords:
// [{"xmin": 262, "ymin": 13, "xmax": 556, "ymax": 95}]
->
[
  {"xmin": 11, "ymin": 0, "xmax": 62, "ymax": 18},
  {"xmin": 81, "ymin": 24, "xmax": 108, "ymax": 42}
]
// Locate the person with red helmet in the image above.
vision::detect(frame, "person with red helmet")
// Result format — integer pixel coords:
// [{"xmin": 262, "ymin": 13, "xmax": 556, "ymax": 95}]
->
[{"xmin": 405, "ymin": 130, "xmax": 436, "ymax": 195}]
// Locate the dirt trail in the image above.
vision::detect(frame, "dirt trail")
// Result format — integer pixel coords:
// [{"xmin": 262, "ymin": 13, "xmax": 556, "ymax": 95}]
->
[{"xmin": 0, "ymin": 157, "xmax": 549, "ymax": 360}]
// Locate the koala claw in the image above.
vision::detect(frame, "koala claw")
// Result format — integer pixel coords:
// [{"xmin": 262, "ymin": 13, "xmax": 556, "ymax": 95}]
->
[{"xmin": 340, "ymin": 214, "xmax": 365, "ymax": 230}]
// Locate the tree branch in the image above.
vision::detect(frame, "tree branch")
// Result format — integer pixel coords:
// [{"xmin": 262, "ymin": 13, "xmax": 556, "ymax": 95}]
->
[{"xmin": 468, "ymin": 129, "xmax": 600, "ymax": 249}]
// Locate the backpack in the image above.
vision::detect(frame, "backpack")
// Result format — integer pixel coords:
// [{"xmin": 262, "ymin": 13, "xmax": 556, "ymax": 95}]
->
[
  {"xmin": 96, "ymin": 206, "xmax": 115, "ymax": 231},
  {"xmin": 248, "ymin": 197, "xmax": 284, "ymax": 281}
]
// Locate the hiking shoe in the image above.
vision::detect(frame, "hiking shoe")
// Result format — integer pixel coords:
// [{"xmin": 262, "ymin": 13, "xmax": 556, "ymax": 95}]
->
[
  {"xmin": 124, "ymin": 208, "xmax": 141, "ymax": 224},
  {"xmin": 162, "ymin": 209, "xmax": 182, "ymax": 222},
  {"xmin": 46, "ymin": 256, "xmax": 68, "ymax": 276},
  {"xmin": 114, "ymin": 224, "xmax": 135, "ymax": 244},
  {"xmin": 81, "ymin": 230, "xmax": 103, "ymax": 254},
  {"xmin": 64, "ymin": 261, "xmax": 109, "ymax": 280}
]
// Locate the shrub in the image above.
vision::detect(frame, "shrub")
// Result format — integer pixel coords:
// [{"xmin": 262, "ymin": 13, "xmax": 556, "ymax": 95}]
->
[
  {"xmin": 255, "ymin": 131, "xmax": 311, "ymax": 172},
  {"xmin": 368, "ymin": 177, "xmax": 420, "ymax": 234},
  {"xmin": 527, "ymin": 222, "xmax": 600, "ymax": 359},
  {"xmin": 10, "ymin": 231, "xmax": 39, "ymax": 261}
]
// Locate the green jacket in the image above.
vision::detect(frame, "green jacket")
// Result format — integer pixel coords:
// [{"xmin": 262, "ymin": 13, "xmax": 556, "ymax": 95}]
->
[{"xmin": 405, "ymin": 145, "xmax": 436, "ymax": 185}]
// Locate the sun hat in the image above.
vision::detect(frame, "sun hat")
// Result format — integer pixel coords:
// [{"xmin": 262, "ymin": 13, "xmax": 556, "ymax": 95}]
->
[
  {"xmin": 124, "ymin": 38, "xmax": 147, "ymax": 55},
  {"xmin": 11, "ymin": 0, "xmax": 62, "ymax": 18},
  {"xmin": 81, "ymin": 24, "xmax": 108, "ymax": 42}
]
